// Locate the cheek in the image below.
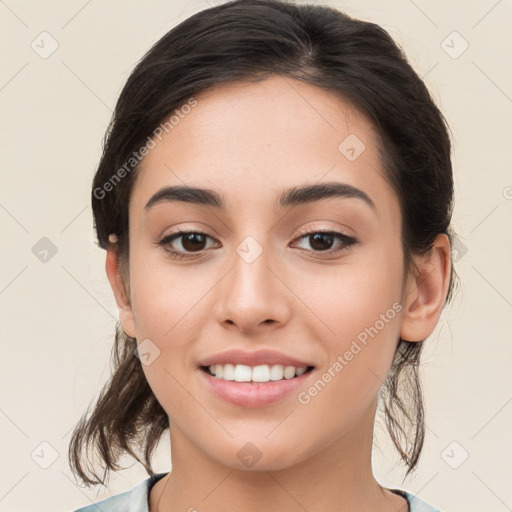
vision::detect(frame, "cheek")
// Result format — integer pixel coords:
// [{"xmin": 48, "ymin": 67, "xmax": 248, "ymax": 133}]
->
[
  {"xmin": 297, "ymin": 292, "xmax": 403, "ymax": 436},
  {"xmin": 296, "ymin": 250, "xmax": 403, "ymax": 340},
  {"xmin": 297, "ymin": 251, "xmax": 404, "ymax": 398},
  {"xmin": 128, "ymin": 246, "xmax": 212, "ymax": 339},
  {"xmin": 127, "ymin": 253, "xmax": 210, "ymax": 419}
]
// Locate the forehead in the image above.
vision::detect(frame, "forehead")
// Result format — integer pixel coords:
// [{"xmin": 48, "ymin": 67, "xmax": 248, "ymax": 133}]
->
[{"xmin": 130, "ymin": 75, "xmax": 396, "ymax": 219}]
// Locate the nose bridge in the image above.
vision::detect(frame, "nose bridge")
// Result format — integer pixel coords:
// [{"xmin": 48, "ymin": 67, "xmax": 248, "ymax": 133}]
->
[{"xmin": 214, "ymin": 231, "xmax": 290, "ymax": 329}]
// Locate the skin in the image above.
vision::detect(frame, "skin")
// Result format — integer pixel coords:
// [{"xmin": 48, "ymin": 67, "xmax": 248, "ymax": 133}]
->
[{"xmin": 105, "ymin": 75, "xmax": 451, "ymax": 512}]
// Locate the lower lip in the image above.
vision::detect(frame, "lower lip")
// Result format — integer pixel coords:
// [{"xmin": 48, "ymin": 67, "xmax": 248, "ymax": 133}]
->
[{"xmin": 199, "ymin": 368, "xmax": 314, "ymax": 408}]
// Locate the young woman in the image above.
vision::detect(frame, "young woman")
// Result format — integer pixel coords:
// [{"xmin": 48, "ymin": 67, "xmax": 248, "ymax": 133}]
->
[{"xmin": 69, "ymin": 1, "xmax": 457, "ymax": 511}]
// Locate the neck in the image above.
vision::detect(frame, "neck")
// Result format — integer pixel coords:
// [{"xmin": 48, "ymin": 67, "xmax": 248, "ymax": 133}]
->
[{"xmin": 150, "ymin": 400, "xmax": 407, "ymax": 512}]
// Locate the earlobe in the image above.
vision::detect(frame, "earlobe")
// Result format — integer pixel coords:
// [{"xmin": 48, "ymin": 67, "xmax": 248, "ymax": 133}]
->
[
  {"xmin": 400, "ymin": 234, "xmax": 451, "ymax": 342},
  {"xmin": 105, "ymin": 248, "xmax": 136, "ymax": 338}
]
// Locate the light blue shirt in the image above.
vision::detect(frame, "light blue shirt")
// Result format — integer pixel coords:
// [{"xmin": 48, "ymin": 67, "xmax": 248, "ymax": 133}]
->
[{"xmin": 73, "ymin": 472, "xmax": 441, "ymax": 511}]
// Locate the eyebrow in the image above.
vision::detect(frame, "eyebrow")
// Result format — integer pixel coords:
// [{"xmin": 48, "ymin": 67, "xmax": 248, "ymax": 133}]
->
[{"xmin": 144, "ymin": 181, "xmax": 376, "ymax": 212}]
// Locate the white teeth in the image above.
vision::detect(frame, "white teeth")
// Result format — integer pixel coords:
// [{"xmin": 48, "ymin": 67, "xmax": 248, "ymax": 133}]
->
[
  {"xmin": 222, "ymin": 363, "xmax": 235, "ymax": 380},
  {"xmin": 252, "ymin": 365, "xmax": 270, "ymax": 382},
  {"xmin": 283, "ymin": 366, "xmax": 296, "ymax": 379},
  {"xmin": 269, "ymin": 364, "xmax": 284, "ymax": 381},
  {"xmin": 207, "ymin": 363, "xmax": 309, "ymax": 382},
  {"xmin": 234, "ymin": 364, "xmax": 252, "ymax": 382}
]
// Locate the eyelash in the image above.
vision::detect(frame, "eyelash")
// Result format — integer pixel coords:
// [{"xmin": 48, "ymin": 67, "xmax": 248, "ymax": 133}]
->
[{"xmin": 157, "ymin": 227, "xmax": 357, "ymax": 260}]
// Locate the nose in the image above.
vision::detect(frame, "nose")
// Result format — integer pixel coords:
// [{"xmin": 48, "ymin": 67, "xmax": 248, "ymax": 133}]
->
[{"xmin": 213, "ymin": 238, "xmax": 292, "ymax": 333}]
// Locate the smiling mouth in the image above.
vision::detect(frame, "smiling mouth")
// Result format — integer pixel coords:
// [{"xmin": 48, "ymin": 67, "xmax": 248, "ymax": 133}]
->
[{"xmin": 200, "ymin": 364, "xmax": 315, "ymax": 383}]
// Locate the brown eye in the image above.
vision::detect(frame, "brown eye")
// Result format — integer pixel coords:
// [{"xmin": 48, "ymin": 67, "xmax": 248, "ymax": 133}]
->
[
  {"xmin": 306, "ymin": 232, "xmax": 336, "ymax": 251},
  {"xmin": 293, "ymin": 228, "xmax": 357, "ymax": 255},
  {"xmin": 178, "ymin": 232, "xmax": 208, "ymax": 252},
  {"xmin": 157, "ymin": 230, "xmax": 219, "ymax": 259}
]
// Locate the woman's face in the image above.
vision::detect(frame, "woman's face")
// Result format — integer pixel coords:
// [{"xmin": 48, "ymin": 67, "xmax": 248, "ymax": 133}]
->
[{"xmin": 119, "ymin": 75, "xmax": 410, "ymax": 470}]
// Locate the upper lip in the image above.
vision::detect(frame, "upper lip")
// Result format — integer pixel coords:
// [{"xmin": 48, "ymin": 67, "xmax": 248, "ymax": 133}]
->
[{"xmin": 198, "ymin": 349, "xmax": 314, "ymax": 368}]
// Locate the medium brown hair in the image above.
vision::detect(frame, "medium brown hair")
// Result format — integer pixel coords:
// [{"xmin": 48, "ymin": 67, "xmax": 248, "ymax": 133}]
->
[{"xmin": 69, "ymin": 0, "xmax": 458, "ymax": 487}]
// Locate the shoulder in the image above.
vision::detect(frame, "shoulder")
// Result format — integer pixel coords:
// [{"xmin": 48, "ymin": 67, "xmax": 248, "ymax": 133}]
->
[
  {"xmin": 72, "ymin": 473, "xmax": 168, "ymax": 512},
  {"xmin": 393, "ymin": 489, "xmax": 442, "ymax": 512}
]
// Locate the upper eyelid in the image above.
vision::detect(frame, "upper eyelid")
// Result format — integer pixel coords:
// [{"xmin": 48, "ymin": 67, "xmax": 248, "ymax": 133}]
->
[{"xmin": 161, "ymin": 226, "xmax": 353, "ymax": 241}]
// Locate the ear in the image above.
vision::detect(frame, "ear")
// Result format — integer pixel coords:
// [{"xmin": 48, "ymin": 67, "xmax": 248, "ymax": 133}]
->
[
  {"xmin": 105, "ymin": 247, "xmax": 136, "ymax": 338},
  {"xmin": 400, "ymin": 234, "xmax": 452, "ymax": 342}
]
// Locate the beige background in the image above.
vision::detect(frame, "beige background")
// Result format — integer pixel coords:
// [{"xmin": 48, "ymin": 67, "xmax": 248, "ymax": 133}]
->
[{"xmin": 1, "ymin": 0, "xmax": 511, "ymax": 511}]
